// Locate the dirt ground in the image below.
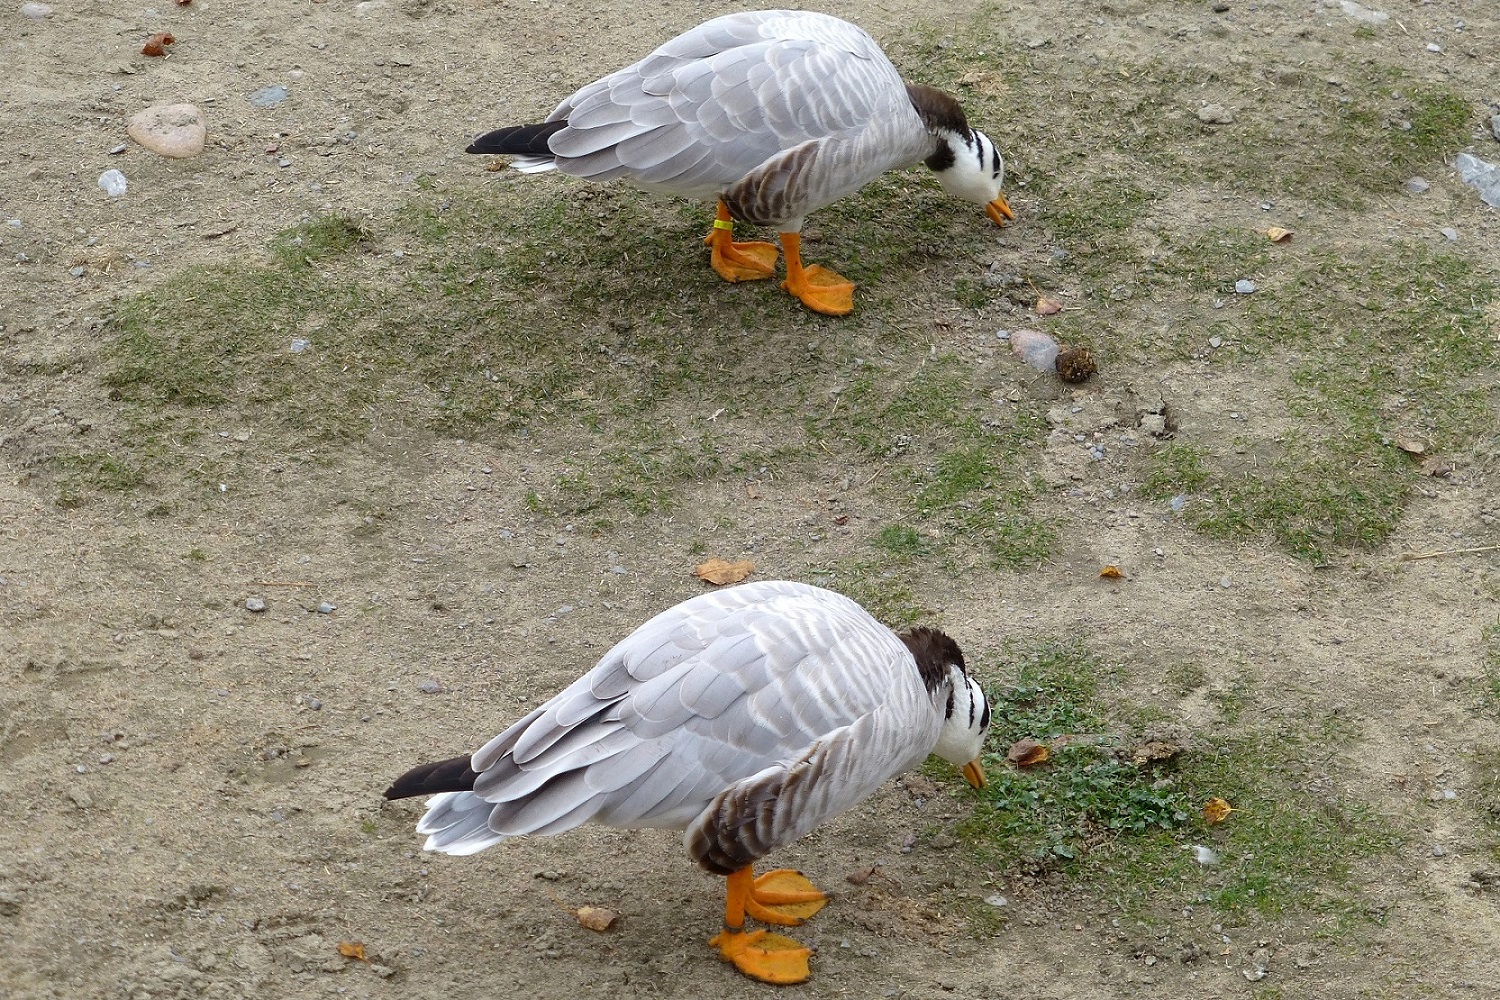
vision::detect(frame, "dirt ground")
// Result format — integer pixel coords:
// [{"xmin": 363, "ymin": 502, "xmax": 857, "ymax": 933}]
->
[{"xmin": 3, "ymin": 1, "xmax": 1500, "ymax": 998}]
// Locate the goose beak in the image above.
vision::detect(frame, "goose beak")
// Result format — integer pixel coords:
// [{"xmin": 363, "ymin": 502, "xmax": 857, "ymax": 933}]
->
[
  {"xmin": 961, "ymin": 759, "xmax": 987, "ymax": 789},
  {"xmin": 985, "ymin": 195, "xmax": 1014, "ymax": 226}
]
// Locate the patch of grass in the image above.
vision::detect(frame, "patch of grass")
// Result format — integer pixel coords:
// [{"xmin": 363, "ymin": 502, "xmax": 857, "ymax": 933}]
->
[
  {"xmin": 271, "ymin": 213, "xmax": 371, "ymax": 268},
  {"xmin": 957, "ymin": 640, "xmax": 1394, "ymax": 921},
  {"xmin": 1164, "ymin": 661, "xmax": 1208, "ymax": 697},
  {"xmin": 54, "ymin": 451, "xmax": 145, "ymax": 506},
  {"xmin": 1141, "ymin": 443, "xmax": 1209, "ymax": 500},
  {"xmin": 874, "ymin": 524, "xmax": 928, "ymax": 558}
]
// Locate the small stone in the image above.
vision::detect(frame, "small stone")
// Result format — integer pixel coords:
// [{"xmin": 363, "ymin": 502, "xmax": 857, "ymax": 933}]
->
[
  {"xmin": 20, "ymin": 1, "xmax": 51, "ymax": 17},
  {"xmin": 316, "ymin": 602, "xmax": 335, "ymax": 614},
  {"xmin": 108, "ymin": 143, "xmax": 127, "ymax": 155},
  {"xmin": 97, "ymin": 169, "xmax": 128, "ymax": 198},
  {"xmin": 68, "ymin": 265, "xmax": 86, "ymax": 278},
  {"xmin": 1196, "ymin": 103, "xmax": 1234, "ymax": 125},
  {"xmin": 245, "ymin": 597, "xmax": 268, "ymax": 613},
  {"xmin": 1211, "ymin": 1, "xmax": 1228, "ymax": 10},
  {"xmin": 417, "ymin": 680, "xmax": 445, "ymax": 694},
  {"xmin": 289, "ymin": 338, "xmax": 311, "ymax": 353},
  {"xmin": 296, "ymin": 694, "xmax": 323, "ymax": 711},
  {"xmin": 1437, "ymin": 227, "xmax": 1458, "ymax": 241},
  {"xmin": 1209, "ymin": 336, "xmax": 1223, "ymax": 349},
  {"xmin": 1219, "ymin": 576, "xmax": 1232, "ymax": 588},
  {"xmin": 4, "ymin": 219, "xmax": 19, "ymax": 228},
  {"xmin": 278, "ymin": 157, "xmax": 292, "ymax": 169},
  {"xmin": 1405, "ymin": 176, "xmax": 1430, "ymax": 194},
  {"xmin": 250, "ymin": 84, "xmax": 290, "ymax": 108},
  {"xmin": 1490, "ymin": 114, "xmax": 1500, "ymax": 142},
  {"xmin": 1432, "ymin": 845, "xmax": 1446, "ymax": 857},
  {"xmin": 127, "ymin": 103, "xmax": 207, "ymax": 159},
  {"xmin": 1234, "ymin": 279, "xmax": 1257, "ymax": 294},
  {"xmin": 984, "ymin": 894, "xmax": 1009, "ymax": 907},
  {"xmin": 1425, "ymin": 42, "xmax": 1442, "ymax": 53}
]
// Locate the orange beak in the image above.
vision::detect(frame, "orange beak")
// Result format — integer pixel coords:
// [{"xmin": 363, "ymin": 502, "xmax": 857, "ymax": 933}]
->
[
  {"xmin": 986, "ymin": 195, "xmax": 1014, "ymax": 226},
  {"xmin": 961, "ymin": 759, "xmax": 987, "ymax": 789}
]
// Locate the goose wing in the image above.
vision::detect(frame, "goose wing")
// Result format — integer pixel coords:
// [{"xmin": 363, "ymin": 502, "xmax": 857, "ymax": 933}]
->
[
  {"xmin": 545, "ymin": 11, "xmax": 914, "ymax": 196},
  {"xmin": 422, "ymin": 581, "xmax": 935, "ymax": 857}
]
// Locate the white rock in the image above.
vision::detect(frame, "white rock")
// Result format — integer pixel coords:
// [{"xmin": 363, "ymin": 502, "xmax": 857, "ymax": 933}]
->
[
  {"xmin": 1337, "ymin": 1, "xmax": 1388, "ymax": 24},
  {"xmin": 98, "ymin": 169, "xmax": 127, "ymax": 197},
  {"xmin": 127, "ymin": 103, "xmax": 207, "ymax": 159},
  {"xmin": 20, "ymin": 2, "xmax": 52, "ymax": 18}
]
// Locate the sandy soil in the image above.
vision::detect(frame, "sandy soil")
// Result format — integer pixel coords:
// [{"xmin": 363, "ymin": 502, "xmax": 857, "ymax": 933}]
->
[{"xmin": 3, "ymin": 1, "xmax": 1500, "ymax": 998}]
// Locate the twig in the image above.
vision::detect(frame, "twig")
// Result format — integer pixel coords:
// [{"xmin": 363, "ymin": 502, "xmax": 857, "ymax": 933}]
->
[
  {"xmin": 1400, "ymin": 543, "xmax": 1500, "ymax": 562},
  {"xmin": 251, "ymin": 580, "xmax": 316, "ymax": 587}
]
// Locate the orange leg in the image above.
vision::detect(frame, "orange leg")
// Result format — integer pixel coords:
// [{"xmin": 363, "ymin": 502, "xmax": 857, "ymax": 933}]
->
[
  {"xmin": 709, "ymin": 865, "xmax": 827, "ymax": 984},
  {"xmin": 703, "ymin": 201, "xmax": 779, "ymax": 282},
  {"xmin": 778, "ymin": 232, "xmax": 855, "ymax": 316}
]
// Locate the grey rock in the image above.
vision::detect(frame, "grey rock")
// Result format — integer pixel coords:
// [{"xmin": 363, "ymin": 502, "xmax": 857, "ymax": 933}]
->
[
  {"xmin": 316, "ymin": 602, "xmax": 335, "ymax": 614},
  {"xmin": 1197, "ymin": 103, "xmax": 1234, "ymax": 124},
  {"xmin": 1234, "ymin": 279, "xmax": 1257, "ymax": 294},
  {"xmin": 417, "ymin": 680, "xmax": 445, "ymax": 694},
  {"xmin": 245, "ymin": 597, "xmax": 268, "ymax": 613},
  {"xmin": 1405, "ymin": 176, "xmax": 1430, "ymax": 194},
  {"xmin": 250, "ymin": 84, "xmax": 290, "ymax": 108}
]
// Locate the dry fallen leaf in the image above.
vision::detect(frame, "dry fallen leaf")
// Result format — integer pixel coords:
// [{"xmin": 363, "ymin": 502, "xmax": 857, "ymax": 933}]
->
[
  {"xmin": 1006, "ymin": 738, "xmax": 1049, "ymax": 767},
  {"xmin": 336, "ymin": 941, "xmax": 368, "ymax": 962},
  {"xmin": 142, "ymin": 32, "xmax": 175, "ymax": 57},
  {"xmin": 1035, "ymin": 296, "xmax": 1063, "ymax": 316},
  {"xmin": 574, "ymin": 905, "xmax": 619, "ymax": 932},
  {"xmin": 845, "ymin": 865, "xmax": 877, "ymax": 885},
  {"xmin": 1099, "ymin": 565, "xmax": 1125, "ymax": 580},
  {"xmin": 1266, "ymin": 227, "xmax": 1294, "ymax": 243},
  {"xmin": 693, "ymin": 557, "xmax": 755, "ymax": 586},
  {"xmin": 1203, "ymin": 797, "xmax": 1235, "ymax": 825},
  {"xmin": 1392, "ymin": 435, "xmax": 1427, "ymax": 456},
  {"xmin": 1131, "ymin": 739, "xmax": 1183, "ymax": 765}
]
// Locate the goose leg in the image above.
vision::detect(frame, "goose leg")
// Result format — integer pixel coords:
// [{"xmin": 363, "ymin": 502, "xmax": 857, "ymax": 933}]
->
[
  {"xmin": 778, "ymin": 232, "xmax": 855, "ymax": 316},
  {"xmin": 703, "ymin": 201, "xmax": 779, "ymax": 282},
  {"xmin": 709, "ymin": 866, "xmax": 815, "ymax": 984}
]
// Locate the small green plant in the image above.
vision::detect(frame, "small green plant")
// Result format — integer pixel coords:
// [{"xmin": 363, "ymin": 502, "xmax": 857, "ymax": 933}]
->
[{"xmin": 874, "ymin": 524, "xmax": 928, "ymax": 558}]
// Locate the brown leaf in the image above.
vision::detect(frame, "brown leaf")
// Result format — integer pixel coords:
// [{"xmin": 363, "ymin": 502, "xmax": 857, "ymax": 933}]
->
[
  {"xmin": 1005, "ymin": 738, "xmax": 1049, "ymax": 767},
  {"xmin": 1266, "ymin": 227, "xmax": 1294, "ymax": 243},
  {"xmin": 845, "ymin": 865, "xmax": 877, "ymax": 885},
  {"xmin": 1392, "ymin": 435, "xmax": 1426, "ymax": 456},
  {"xmin": 1035, "ymin": 296, "xmax": 1063, "ymax": 316},
  {"xmin": 336, "ymin": 941, "xmax": 368, "ymax": 962},
  {"xmin": 1099, "ymin": 565, "xmax": 1125, "ymax": 580},
  {"xmin": 693, "ymin": 557, "xmax": 755, "ymax": 586},
  {"xmin": 1131, "ymin": 740, "xmax": 1183, "ymax": 765},
  {"xmin": 141, "ymin": 32, "xmax": 175, "ymax": 57},
  {"xmin": 1203, "ymin": 797, "xmax": 1235, "ymax": 825},
  {"xmin": 574, "ymin": 905, "xmax": 619, "ymax": 932}
]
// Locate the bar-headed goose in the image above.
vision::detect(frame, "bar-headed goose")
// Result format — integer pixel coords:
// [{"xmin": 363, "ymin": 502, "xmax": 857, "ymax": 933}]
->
[
  {"xmin": 467, "ymin": 9, "xmax": 1013, "ymax": 316},
  {"xmin": 386, "ymin": 579, "xmax": 990, "ymax": 984}
]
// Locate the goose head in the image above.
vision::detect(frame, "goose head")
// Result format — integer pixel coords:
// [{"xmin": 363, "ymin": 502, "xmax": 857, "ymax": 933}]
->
[
  {"xmin": 930, "ymin": 127, "xmax": 1014, "ymax": 228},
  {"xmin": 933, "ymin": 668, "xmax": 991, "ymax": 788}
]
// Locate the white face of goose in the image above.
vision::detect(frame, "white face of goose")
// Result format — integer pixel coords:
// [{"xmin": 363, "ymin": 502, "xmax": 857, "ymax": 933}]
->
[
  {"xmin": 933, "ymin": 669, "xmax": 991, "ymax": 788},
  {"xmin": 933, "ymin": 128, "xmax": 1014, "ymax": 228}
]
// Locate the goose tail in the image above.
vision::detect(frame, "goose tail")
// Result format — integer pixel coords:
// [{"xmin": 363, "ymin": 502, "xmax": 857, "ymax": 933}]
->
[{"xmin": 466, "ymin": 122, "xmax": 566, "ymax": 173}]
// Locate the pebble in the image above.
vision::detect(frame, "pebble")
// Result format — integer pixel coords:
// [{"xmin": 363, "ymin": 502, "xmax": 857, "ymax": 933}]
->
[
  {"xmin": 1209, "ymin": 336, "xmax": 1223, "ymax": 349},
  {"xmin": 1404, "ymin": 176, "xmax": 1429, "ymax": 194},
  {"xmin": 127, "ymin": 103, "xmax": 207, "ymax": 159},
  {"xmin": 108, "ymin": 143, "xmax": 127, "ymax": 155},
  {"xmin": 1234, "ymin": 279, "xmax": 1256, "ymax": 294},
  {"xmin": 245, "ymin": 597, "xmax": 268, "ymax": 613},
  {"xmin": 1219, "ymin": 576, "xmax": 1233, "ymax": 588},
  {"xmin": 417, "ymin": 680, "xmax": 445, "ymax": 694},
  {"xmin": 20, "ymin": 1, "xmax": 51, "ymax": 17},
  {"xmin": 5, "ymin": 219, "xmax": 18, "ymax": 228},
  {"xmin": 1196, "ymin": 104, "xmax": 1234, "ymax": 125},
  {"xmin": 984, "ymin": 894, "xmax": 1009, "ymax": 907},
  {"xmin": 97, "ymin": 169, "xmax": 128, "ymax": 198},
  {"xmin": 68, "ymin": 265, "xmax": 86, "ymax": 278},
  {"xmin": 1439, "ymin": 227, "xmax": 1458, "ymax": 241},
  {"xmin": 1211, "ymin": 1, "xmax": 1228, "ymax": 11},
  {"xmin": 1425, "ymin": 42, "xmax": 1442, "ymax": 53},
  {"xmin": 290, "ymin": 338, "xmax": 311, "ymax": 353},
  {"xmin": 316, "ymin": 602, "xmax": 335, "ymax": 614},
  {"xmin": 1432, "ymin": 845, "xmax": 1446, "ymax": 857},
  {"xmin": 250, "ymin": 84, "xmax": 290, "ymax": 108},
  {"xmin": 1170, "ymin": 495, "xmax": 1188, "ymax": 512}
]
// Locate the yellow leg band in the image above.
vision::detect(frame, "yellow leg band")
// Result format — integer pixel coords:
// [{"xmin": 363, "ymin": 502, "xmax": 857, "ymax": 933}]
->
[{"xmin": 712, "ymin": 219, "xmax": 734, "ymax": 231}]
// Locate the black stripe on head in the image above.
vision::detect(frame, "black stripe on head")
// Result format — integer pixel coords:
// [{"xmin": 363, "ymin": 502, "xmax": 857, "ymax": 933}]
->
[
  {"xmin": 899, "ymin": 626, "xmax": 967, "ymax": 695},
  {"xmin": 974, "ymin": 137, "xmax": 985, "ymax": 171}
]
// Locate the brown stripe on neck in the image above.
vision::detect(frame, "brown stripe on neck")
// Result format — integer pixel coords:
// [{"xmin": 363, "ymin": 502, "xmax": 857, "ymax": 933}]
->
[
  {"xmin": 900, "ymin": 626, "xmax": 966, "ymax": 695},
  {"xmin": 906, "ymin": 83, "xmax": 971, "ymax": 137}
]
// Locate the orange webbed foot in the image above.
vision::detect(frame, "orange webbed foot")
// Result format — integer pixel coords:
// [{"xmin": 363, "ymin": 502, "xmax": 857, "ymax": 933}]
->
[
  {"xmin": 781, "ymin": 264, "xmax": 855, "ymax": 316},
  {"xmin": 709, "ymin": 928, "xmax": 813, "ymax": 985},
  {"xmin": 746, "ymin": 868, "xmax": 829, "ymax": 926},
  {"xmin": 709, "ymin": 239, "xmax": 780, "ymax": 282}
]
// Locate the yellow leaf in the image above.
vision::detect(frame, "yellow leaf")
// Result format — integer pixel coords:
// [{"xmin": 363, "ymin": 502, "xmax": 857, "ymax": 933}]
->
[
  {"xmin": 1099, "ymin": 565, "xmax": 1125, "ymax": 580},
  {"xmin": 337, "ymin": 941, "xmax": 368, "ymax": 962},
  {"xmin": 1203, "ymin": 797, "xmax": 1235, "ymax": 824},
  {"xmin": 574, "ymin": 905, "xmax": 619, "ymax": 932},
  {"xmin": 693, "ymin": 558, "xmax": 755, "ymax": 586},
  {"xmin": 1266, "ymin": 227, "xmax": 1294, "ymax": 243},
  {"xmin": 1006, "ymin": 738, "xmax": 1049, "ymax": 767}
]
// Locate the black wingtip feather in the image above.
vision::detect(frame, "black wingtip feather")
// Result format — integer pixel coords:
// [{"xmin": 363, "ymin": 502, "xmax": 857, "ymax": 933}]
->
[
  {"xmin": 384, "ymin": 754, "xmax": 478, "ymax": 800},
  {"xmin": 465, "ymin": 121, "xmax": 568, "ymax": 156}
]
